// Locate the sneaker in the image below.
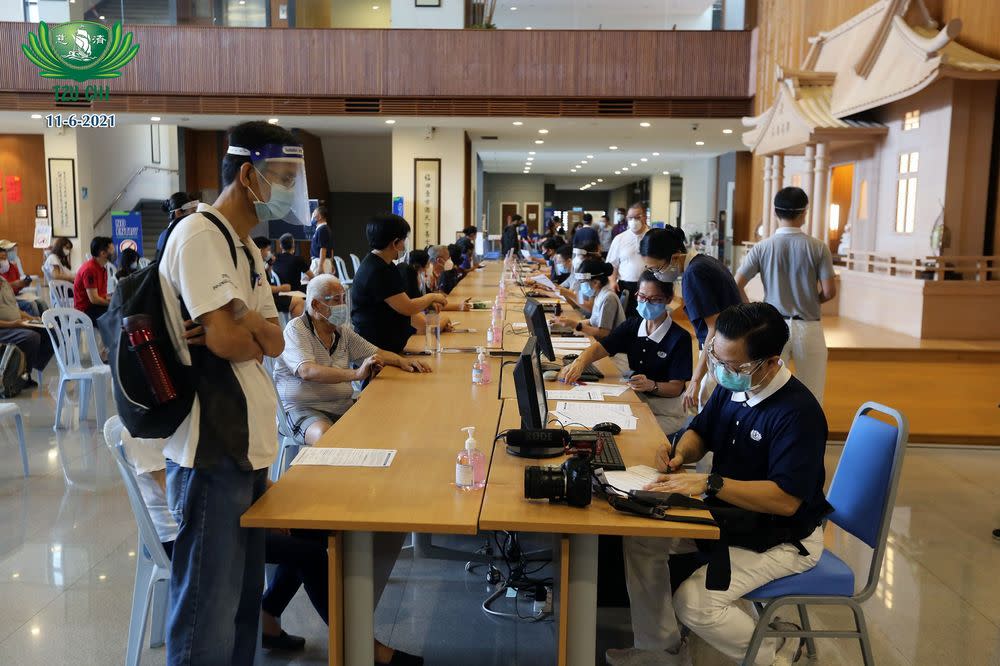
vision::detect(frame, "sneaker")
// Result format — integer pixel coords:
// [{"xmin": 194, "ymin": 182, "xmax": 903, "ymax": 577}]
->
[
  {"xmin": 261, "ymin": 629, "xmax": 305, "ymax": 651},
  {"xmin": 770, "ymin": 619, "xmax": 804, "ymax": 665},
  {"xmin": 607, "ymin": 640, "xmax": 690, "ymax": 666}
]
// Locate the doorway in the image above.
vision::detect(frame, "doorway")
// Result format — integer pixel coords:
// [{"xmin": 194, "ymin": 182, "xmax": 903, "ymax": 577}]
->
[
  {"xmin": 524, "ymin": 202, "xmax": 541, "ymax": 233},
  {"xmin": 500, "ymin": 202, "xmax": 519, "ymax": 230},
  {"xmin": 829, "ymin": 164, "xmax": 855, "ymax": 255}
]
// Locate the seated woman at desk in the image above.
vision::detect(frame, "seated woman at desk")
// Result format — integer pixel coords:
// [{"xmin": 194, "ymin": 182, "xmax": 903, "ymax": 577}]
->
[
  {"xmin": 275, "ymin": 274, "xmax": 430, "ymax": 445},
  {"xmin": 351, "ymin": 213, "xmax": 448, "ymax": 354},
  {"xmin": 559, "ymin": 270, "xmax": 692, "ymax": 436},
  {"xmin": 550, "ymin": 257, "xmax": 624, "ymax": 340},
  {"xmin": 435, "ymin": 243, "xmax": 466, "ymax": 296}
]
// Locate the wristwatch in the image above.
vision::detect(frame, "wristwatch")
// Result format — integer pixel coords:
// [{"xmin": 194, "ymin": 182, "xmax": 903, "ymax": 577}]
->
[
  {"xmin": 706, "ymin": 473, "xmax": 724, "ymax": 498},
  {"xmin": 575, "ymin": 321, "xmax": 584, "ymax": 332}
]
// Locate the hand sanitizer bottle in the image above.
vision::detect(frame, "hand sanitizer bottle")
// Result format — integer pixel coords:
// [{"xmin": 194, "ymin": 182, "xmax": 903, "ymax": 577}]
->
[
  {"xmin": 476, "ymin": 346, "xmax": 491, "ymax": 384},
  {"xmin": 456, "ymin": 426, "xmax": 486, "ymax": 490}
]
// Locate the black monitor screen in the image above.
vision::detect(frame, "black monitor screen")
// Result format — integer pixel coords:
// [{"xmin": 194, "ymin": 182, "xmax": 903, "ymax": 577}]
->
[
  {"xmin": 523, "ymin": 298, "xmax": 556, "ymax": 362},
  {"xmin": 513, "ymin": 337, "xmax": 549, "ymax": 429}
]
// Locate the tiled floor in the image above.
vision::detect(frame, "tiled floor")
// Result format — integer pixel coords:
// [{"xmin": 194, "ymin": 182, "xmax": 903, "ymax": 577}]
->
[{"xmin": 2, "ymin": 371, "xmax": 1000, "ymax": 665}]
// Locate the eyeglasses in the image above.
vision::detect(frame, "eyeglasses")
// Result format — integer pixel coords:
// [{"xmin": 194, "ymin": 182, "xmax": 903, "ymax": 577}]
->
[
  {"xmin": 635, "ymin": 293, "xmax": 668, "ymax": 305},
  {"xmin": 261, "ymin": 168, "xmax": 297, "ymax": 188},
  {"xmin": 705, "ymin": 341, "xmax": 764, "ymax": 375}
]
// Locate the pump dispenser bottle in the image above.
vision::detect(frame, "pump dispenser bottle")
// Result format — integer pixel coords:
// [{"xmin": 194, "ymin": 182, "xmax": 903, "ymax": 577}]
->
[{"xmin": 455, "ymin": 426, "xmax": 486, "ymax": 490}]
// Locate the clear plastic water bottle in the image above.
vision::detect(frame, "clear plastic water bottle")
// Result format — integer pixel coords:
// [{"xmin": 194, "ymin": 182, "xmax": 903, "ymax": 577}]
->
[{"xmin": 425, "ymin": 308, "xmax": 441, "ymax": 353}]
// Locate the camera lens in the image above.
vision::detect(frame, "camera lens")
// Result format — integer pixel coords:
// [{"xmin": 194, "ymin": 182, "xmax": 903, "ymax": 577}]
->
[{"xmin": 524, "ymin": 465, "xmax": 566, "ymax": 501}]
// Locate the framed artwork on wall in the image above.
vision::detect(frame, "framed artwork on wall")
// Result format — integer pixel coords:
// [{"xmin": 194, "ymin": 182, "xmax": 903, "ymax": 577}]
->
[
  {"xmin": 47, "ymin": 158, "xmax": 77, "ymax": 238},
  {"xmin": 415, "ymin": 0, "xmax": 441, "ymax": 6},
  {"xmin": 413, "ymin": 158, "xmax": 441, "ymax": 247}
]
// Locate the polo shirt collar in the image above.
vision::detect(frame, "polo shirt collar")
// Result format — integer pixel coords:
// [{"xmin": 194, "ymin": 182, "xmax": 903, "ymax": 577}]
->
[
  {"xmin": 638, "ymin": 314, "xmax": 673, "ymax": 343},
  {"xmin": 730, "ymin": 363, "xmax": 791, "ymax": 406},
  {"xmin": 774, "ymin": 226, "xmax": 805, "ymax": 236},
  {"xmin": 196, "ymin": 203, "xmax": 244, "ymax": 246}
]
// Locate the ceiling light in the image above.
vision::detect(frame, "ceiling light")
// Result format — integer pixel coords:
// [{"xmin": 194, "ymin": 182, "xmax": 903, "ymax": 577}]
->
[
  {"xmin": 538, "ymin": 129, "xmax": 549, "ymax": 134},
  {"xmin": 662, "ymin": 170, "xmax": 670, "ymax": 175},
  {"xmin": 597, "ymin": 178, "xmax": 604, "ymax": 182},
  {"xmin": 528, "ymin": 151, "xmax": 536, "ymax": 155},
  {"xmin": 581, "ymin": 160, "xmax": 588, "ymax": 164},
  {"xmin": 372, "ymin": 4, "xmax": 379, "ymax": 8},
  {"xmin": 652, "ymin": 152, "xmax": 660, "ymax": 156},
  {"xmin": 535, "ymin": 140, "xmax": 544, "ymax": 144},
  {"xmin": 513, "ymin": 121, "xmax": 523, "ymax": 126},
  {"xmin": 384, "ymin": 119, "xmax": 396, "ymax": 124},
  {"xmin": 609, "ymin": 145, "xmax": 618, "ymax": 150},
  {"xmin": 622, "ymin": 167, "xmax": 630, "ymax": 171},
  {"xmin": 238, "ymin": 0, "xmax": 245, "ymax": 4},
  {"xmin": 99, "ymin": 15, "xmax": 105, "ymax": 19},
  {"xmin": 526, "ymin": 157, "xmax": 533, "ymax": 161},
  {"xmin": 267, "ymin": 118, "xmax": 279, "ymax": 124},
  {"xmin": 695, "ymin": 140, "xmax": 705, "ymax": 146},
  {"xmin": 510, "ymin": 6, "xmax": 517, "ymax": 9},
  {"xmin": 570, "ymin": 169, "xmax": 577, "ymax": 172},
  {"xmin": 640, "ymin": 158, "xmax": 648, "ymax": 162},
  {"xmin": 630, "ymin": 162, "xmax": 638, "ymax": 167},
  {"xmin": 150, "ymin": 116, "xmax": 161, "ymax": 122},
  {"xmin": 586, "ymin": 155, "xmax": 594, "ymax": 159},
  {"xmin": 614, "ymin": 170, "xmax": 621, "ymax": 175},
  {"xmin": 640, "ymin": 122, "xmax": 651, "ymax": 128},
  {"xmin": 526, "ymin": 26, "xmax": 532, "ymax": 30},
  {"xmin": 722, "ymin": 129, "xmax": 733, "ymax": 134},
  {"xmin": 30, "ymin": 114, "xmax": 42, "ymax": 119}
]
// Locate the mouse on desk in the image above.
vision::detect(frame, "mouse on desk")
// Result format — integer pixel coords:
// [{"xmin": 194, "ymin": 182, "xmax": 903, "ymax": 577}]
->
[
  {"xmin": 592, "ymin": 422, "xmax": 622, "ymax": 435},
  {"xmin": 543, "ymin": 370, "xmax": 559, "ymax": 381}
]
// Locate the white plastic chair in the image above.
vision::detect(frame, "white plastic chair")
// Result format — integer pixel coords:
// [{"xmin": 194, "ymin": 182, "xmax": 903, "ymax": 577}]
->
[
  {"xmin": 42, "ymin": 308, "xmax": 112, "ymax": 431},
  {"xmin": 334, "ymin": 255, "xmax": 353, "ymax": 286},
  {"xmin": 49, "ymin": 279, "xmax": 74, "ymax": 309},
  {"xmin": 0, "ymin": 403, "xmax": 28, "ymax": 477},
  {"xmin": 349, "ymin": 253, "xmax": 361, "ymax": 275},
  {"xmin": 103, "ymin": 417, "xmax": 170, "ymax": 666}
]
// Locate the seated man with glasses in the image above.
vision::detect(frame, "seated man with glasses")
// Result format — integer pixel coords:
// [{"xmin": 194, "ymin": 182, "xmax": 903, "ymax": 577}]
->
[
  {"xmin": 559, "ymin": 270, "xmax": 692, "ymax": 436},
  {"xmin": 273, "ymin": 274, "xmax": 430, "ymax": 446},
  {"xmin": 607, "ymin": 302, "xmax": 830, "ymax": 666}
]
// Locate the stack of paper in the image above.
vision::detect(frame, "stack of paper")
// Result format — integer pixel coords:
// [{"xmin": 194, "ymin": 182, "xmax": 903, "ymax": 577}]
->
[
  {"xmin": 577, "ymin": 382, "xmax": 629, "ymax": 398},
  {"xmin": 546, "ymin": 388, "xmax": 605, "ymax": 401},
  {"xmin": 603, "ymin": 465, "xmax": 662, "ymax": 496},
  {"xmin": 550, "ymin": 401, "xmax": 638, "ymax": 430},
  {"xmin": 291, "ymin": 447, "xmax": 397, "ymax": 468}
]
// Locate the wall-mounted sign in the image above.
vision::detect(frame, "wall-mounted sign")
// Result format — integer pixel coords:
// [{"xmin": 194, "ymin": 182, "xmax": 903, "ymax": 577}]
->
[
  {"xmin": 111, "ymin": 210, "xmax": 143, "ymax": 256},
  {"xmin": 413, "ymin": 159, "xmax": 441, "ymax": 247},
  {"xmin": 6, "ymin": 175, "xmax": 21, "ymax": 204},
  {"xmin": 48, "ymin": 158, "xmax": 77, "ymax": 238}
]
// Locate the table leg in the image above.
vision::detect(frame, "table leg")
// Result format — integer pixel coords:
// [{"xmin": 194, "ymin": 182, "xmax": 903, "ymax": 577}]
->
[
  {"xmin": 343, "ymin": 531, "xmax": 375, "ymax": 666},
  {"xmin": 566, "ymin": 534, "xmax": 598, "ymax": 666},
  {"xmin": 328, "ymin": 532, "xmax": 344, "ymax": 666},
  {"xmin": 557, "ymin": 536, "xmax": 570, "ymax": 666}
]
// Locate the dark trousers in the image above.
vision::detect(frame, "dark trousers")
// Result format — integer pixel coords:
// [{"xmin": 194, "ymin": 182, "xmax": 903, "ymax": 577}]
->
[
  {"xmin": 0, "ymin": 327, "xmax": 55, "ymax": 372},
  {"xmin": 618, "ymin": 280, "xmax": 639, "ymax": 318},
  {"xmin": 84, "ymin": 304, "xmax": 108, "ymax": 325}
]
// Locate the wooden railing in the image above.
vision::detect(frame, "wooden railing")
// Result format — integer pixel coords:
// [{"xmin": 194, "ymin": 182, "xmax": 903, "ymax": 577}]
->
[{"xmin": 845, "ymin": 251, "xmax": 998, "ymax": 281}]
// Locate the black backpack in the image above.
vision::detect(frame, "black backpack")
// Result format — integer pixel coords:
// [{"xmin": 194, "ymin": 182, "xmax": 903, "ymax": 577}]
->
[{"xmin": 98, "ymin": 212, "xmax": 242, "ymax": 439}]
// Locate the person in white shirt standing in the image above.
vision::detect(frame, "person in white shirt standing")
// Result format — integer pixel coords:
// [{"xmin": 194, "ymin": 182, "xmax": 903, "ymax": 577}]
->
[
  {"xmin": 607, "ymin": 202, "xmax": 649, "ymax": 318},
  {"xmin": 158, "ymin": 121, "xmax": 295, "ymax": 665},
  {"xmin": 735, "ymin": 187, "xmax": 837, "ymax": 403}
]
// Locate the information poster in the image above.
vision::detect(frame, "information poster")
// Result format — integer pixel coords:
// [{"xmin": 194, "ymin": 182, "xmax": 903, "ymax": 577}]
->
[
  {"xmin": 112, "ymin": 210, "xmax": 143, "ymax": 256},
  {"xmin": 413, "ymin": 159, "xmax": 440, "ymax": 247},
  {"xmin": 33, "ymin": 218, "xmax": 52, "ymax": 248}
]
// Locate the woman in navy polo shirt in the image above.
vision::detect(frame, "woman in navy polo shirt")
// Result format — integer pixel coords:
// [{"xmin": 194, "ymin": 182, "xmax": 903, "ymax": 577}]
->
[{"xmin": 559, "ymin": 270, "xmax": 693, "ymax": 436}]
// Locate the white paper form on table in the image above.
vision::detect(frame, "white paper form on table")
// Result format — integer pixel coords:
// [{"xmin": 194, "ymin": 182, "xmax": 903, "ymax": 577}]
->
[
  {"xmin": 603, "ymin": 465, "xmax": 663, "ymax": 496},
  {"xmin": 290, "ymin": 447, "xmax": 397, "ymax": 468},
  {"xmin": 551, "ymin": 401, "xmax": 638, "ymax": 430},
  {"xmin": 532, "ymin": 275, "xmax": 556, "ymax": 291},
  {"xmin": 545, "ymin": 389, "xmax": 605, "ymax": 401}
]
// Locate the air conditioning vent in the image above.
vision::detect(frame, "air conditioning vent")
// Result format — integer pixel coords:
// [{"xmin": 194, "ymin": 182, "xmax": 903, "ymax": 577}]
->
[
  {"xmin": 480, "ymin": 136, "xmax": 498, "ymax": 140},
  {"xmin": 344, "ymin": 98, "xmax": 381, "ymax": 113}
]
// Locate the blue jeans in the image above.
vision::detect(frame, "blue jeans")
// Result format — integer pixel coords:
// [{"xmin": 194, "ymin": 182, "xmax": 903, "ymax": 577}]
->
[{"xmin": 165, "ymin": 457, "xmax": 267, "ymax": 665}]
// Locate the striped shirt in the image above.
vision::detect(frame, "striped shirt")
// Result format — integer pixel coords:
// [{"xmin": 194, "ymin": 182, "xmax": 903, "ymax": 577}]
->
[{"xmin": 274, "ymin": 314, "xmax": 378, "ymax": 415}]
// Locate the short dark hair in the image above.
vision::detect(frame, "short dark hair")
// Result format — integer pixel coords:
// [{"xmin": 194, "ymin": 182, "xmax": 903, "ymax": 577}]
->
[
  {"xmin": 638, "ymin": 270, "xmax": 675, "ymax": 302},
  {"xmin": 462, "ymin": 226, "xmax": 478, "ymax": 236},
  {"xmin": 582, "ymin": 213, "xmax": 593, "ymax": 223},
  {"xmin": 366, "ymin": 213, "xmax": 410, "ymax": 250},
  {"xmin": 715, "ymin": 302, "xmax": 789, "ymax": 360},
  {"xmin": 572, "ymin": 235, "xmax": 599, "ymax": 253},
  {"xmin": 578, "ymin": 258, "xmax": 613, "ymax": 286},
  {"xmin": 279, "ymin": 232, "xmax": 295, "ymax": 251},
  {"xmin": 407, "ymin": 248, "xmax": 429, "ymax": 268},
  {"xmin": 511, "ymin": 214, "xmax": 523, "ymax": 222},
  {"xmin": 447, "ymin": 243, "xmax": 464, "ymax": 264},
  {"xmin": 555, "ymin": 244, "xmax": 573, "ymax": 260},
  {"xmin": 252, "ymin": 236, "xmax": 271, "ymax": 250},
  {"xmin": 774, "ymin": 186, "xmax": 809, "ymax": 220},
  {"xmin": 639, "ymin": 226, "xmax": 686, "ymax": 260},
  {"xmin": 314, "ymin": 205, "xmax": 329, "ymax": 222},
  {"xmin": 162, "ymin": 191, "xmax": 195, "ymax": 216},
  {"xmin": 91, "ymin": 236, "xmax": 112, "ymax": 257},
  {"xmin": 221, "ymin": 121, "xmax": 299, "ymax": 187},
  {"xmin": 541, "ymin": 238, "xmax": 561, "ymax": 252}
]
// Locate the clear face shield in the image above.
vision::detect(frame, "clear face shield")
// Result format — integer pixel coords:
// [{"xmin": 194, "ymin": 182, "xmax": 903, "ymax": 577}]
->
[
  {"xmin": 228, "ymin": 143, "xmax": 310, "ymax": 226},
  {"xmin": 170, "ymin": 199, "xmax": 200, "ymax": 220}
]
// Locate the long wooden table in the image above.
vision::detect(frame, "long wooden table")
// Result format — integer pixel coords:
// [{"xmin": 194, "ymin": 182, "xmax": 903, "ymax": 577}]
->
[{"xmin": 242, "ymin": 261, "xmax": 718, "ymax": 666}]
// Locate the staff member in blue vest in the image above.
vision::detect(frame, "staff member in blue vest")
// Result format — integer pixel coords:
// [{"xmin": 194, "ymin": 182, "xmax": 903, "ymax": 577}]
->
[
  {"xmin": 608, "ymin": 302, "xmax": 828, "ymax": 666},
  {"xmin": 640, "ymin": 226, "xmax": 743, "ymax": 413}
]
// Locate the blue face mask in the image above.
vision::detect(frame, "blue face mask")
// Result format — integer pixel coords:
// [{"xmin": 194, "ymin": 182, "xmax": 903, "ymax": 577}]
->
[
  {"xmin": 714, "ymin": 364, "xmax": 751, "ymax": 392},
  {"xmin": 636, "ymin": 300, "xmax": 667, "ymax": 321},
  {"xmin": 578, "ymin": 281, "xmax": 595, "ymax": 299},
  {"xmin": 555, "ymin": 263, "xmax": 570, "ymax": 276},
  {"xmin": 251, "ymin": 168, "xmax": 296, "ymax": 223},
  {"xmin": 324, "ymin": 303, "xmax": 350, "ymax": 327}
]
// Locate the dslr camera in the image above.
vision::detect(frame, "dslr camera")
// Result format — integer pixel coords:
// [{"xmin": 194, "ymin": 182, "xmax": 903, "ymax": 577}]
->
[{"xmin": 524, "ymin": 454, "xmax": 592, "ymax": 508}]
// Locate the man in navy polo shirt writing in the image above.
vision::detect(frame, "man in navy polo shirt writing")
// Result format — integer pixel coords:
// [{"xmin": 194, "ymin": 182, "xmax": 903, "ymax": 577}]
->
[{"xmin": 608, "ymin": 302, "xmax": 829, "ymax": 666}]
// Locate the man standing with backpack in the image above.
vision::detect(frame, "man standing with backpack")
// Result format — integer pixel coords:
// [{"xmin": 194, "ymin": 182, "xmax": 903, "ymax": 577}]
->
[{"xmin": 157, "ymin": 121, "xmax": 299, "ymax": 664}]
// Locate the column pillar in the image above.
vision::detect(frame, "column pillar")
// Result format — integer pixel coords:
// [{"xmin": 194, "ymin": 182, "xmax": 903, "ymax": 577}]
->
[
  {"xmin": 811, "ymin": 143, "xmax": 828, "ymax": 239},
  {"xmin": 771, "ymin": 153, "xmax": 785, "ymax": 236},
  {"xmin": 761, "ymin": 155, "xmax": 773, "ymax": 239},
  {"xmin": 802, "ymin": 144, "xmax": 816, "ymax": 233}
]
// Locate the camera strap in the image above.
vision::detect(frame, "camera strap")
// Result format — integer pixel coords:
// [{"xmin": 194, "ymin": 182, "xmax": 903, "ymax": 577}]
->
[{"xmin": 605, "ymin": 495, "xmax": 718, "ymax": 526}]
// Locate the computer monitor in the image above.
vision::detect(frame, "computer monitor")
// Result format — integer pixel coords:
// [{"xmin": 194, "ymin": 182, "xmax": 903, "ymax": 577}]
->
[
  {"xmin": 523, "ymin": 298, "xmax": 556, "ymax": 362},
  {"xmin": 513, "ymin": 337, "xmax": 549, "ymax": 430}
]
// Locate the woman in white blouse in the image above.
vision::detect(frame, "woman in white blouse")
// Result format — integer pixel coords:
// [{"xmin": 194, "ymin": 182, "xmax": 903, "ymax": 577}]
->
[{"xmin": 44, "ymin": 237, "xmax": 75, "ymax": 283}]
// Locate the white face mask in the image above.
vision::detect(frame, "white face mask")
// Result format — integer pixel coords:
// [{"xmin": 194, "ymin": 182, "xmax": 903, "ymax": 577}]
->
[
  {"xmin": 628, "ymin": 217, "xmax": 645, "ymax": 234},
  {"xmin": 444, "ymin": 259, "xmax": 454, "ymax": 271},
  {"xmin": 0, "ymin": 260, "xmax": 8, "ymax": 273},
  {"xmin": 614, "ymin": 212, "xmax": 624, "ymax": 223},
  {"xmin": 62, "ymin": 247, "xmax": 72, "ymax": 257}
]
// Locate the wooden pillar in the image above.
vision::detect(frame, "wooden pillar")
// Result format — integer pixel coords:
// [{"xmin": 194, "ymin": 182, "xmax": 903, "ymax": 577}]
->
[
  {"xmin": 771, "ymin": 153, "xmax": 785, "ymax": 236},
  {"xmin": 803, "ymin": 144, "xmax": 816, "ymax": 233},
  {"xmin": 811, "ymin": 143, "xmax": 829, "ymax": 239},
  {"xmin": 761, "ymin": 155, "xmax": 773, "ymax": 239}
]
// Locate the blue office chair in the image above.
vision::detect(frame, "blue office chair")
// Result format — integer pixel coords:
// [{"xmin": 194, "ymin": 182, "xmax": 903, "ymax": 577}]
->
[{"xmin": 743, "ymin": 402, "xmax": 908, "ymax": 666}]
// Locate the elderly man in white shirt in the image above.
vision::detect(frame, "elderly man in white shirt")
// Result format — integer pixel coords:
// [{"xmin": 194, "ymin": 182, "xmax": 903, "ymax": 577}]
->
[
  {"xmin": 273, "ymin": 274, "xmax": 430, "ymax": 446},
  {"xmin": 607, "ymin": 201, "xmax": 649, "ymax": 318}
]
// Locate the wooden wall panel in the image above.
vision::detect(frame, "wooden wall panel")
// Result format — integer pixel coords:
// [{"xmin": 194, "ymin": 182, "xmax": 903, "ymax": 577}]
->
[
  {"xmin": 182, "ymin": 128, "xmax": 223, "ymax": 195},
  {"xmin": 0, "ymin": 23, "xmax": 751, "ymax": 100},
  {"xmin": 0, "ymin": 135, "xmax": 47, "ymax": 275}
]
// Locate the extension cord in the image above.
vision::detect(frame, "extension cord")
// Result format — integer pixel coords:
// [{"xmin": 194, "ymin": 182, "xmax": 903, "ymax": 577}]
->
[{"xmin": 532, "ymin": 585, "xmax": 553, "ymax": 615}]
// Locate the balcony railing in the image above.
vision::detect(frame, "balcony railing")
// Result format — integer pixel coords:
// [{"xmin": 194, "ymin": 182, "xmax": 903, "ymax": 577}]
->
[{"xmin": 844, "ymin": 251, "xmax": 999, "ymax": 282}]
